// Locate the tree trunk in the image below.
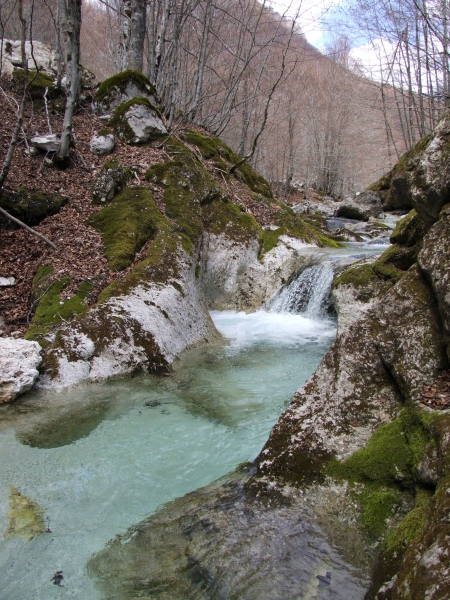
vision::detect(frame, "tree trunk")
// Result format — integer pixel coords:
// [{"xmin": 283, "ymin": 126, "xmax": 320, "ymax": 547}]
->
[
  {"xmin": 128, "ymin": 0, "xmax": 146, "ymax": 72},
  {"xmin": 54, "ymin": 0, "xmax": 82, "ymax": 167}
]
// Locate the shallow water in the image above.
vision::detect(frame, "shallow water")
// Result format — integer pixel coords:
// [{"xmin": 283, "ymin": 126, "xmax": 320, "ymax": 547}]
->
[{"xmin": 0, "ymin": 310, "xmax": 337, "ymax": 600}]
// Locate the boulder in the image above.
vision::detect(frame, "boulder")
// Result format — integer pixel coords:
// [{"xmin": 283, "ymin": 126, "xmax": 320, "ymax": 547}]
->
[
  {"xmin": 371, "ymin": 114, "xmax": 450, "ymax": 227},
  {"xmin": 30, "ymin": 134, "xmax": 60, "ymax": 153},
  {"xmin": 0, "ymin": 338, "xmax": 42, "ymax": 402},
  {"xmin": 336, "ymin": 190, "xmax": 383, "ymax": 221},
  {"xmin": 110, "ymin": 98, "xmax": 167, "ymax": 144},
  {"xmin": 92, "ymin": 158, "xmax": 131, "ymax": 204},
  {"xmin": 1, "ymin": 39, "xmax": 56, "ymax": 78},
  {"xmin": 94, "ymin": 70, "xmax": 158, "ymax": 115},
  {"xmin": 89, "ymin": 131, "xmax": 115, "ymax": 156}
]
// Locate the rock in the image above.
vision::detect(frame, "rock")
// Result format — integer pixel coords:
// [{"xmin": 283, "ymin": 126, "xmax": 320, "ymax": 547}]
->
[
  {"xmin": 3, "ymin": 487, "xmax": 45, "ymax": 542},
  {"xmin": 0, "ymin": 187, "xmax": 67, "ymax": 226},
  {"xmin": 293, "ymin": 196, "xmax": 338, "ymax": 218},
  {"xmin": 94, "ymin": 70, "xmax": 158, "ymax": 115},
  {"xmin": 110, "ymin": 98, "xmax": 167, "ymax": 144},
  {"xmin": 30, "ymin": 134, "xmax": 60, "ymax": 153},
  {"xmin": 418, "ymin": 204, "xmax": 450, "ymax": 359},
  {"xmin": 0, "ymin": 338, "xmax": 42, "ymax": 402},
  {"xmin": 92, "ymin": 158, "xmax": 132, "ymax": 204},
  {"xmin": 0, "ymin": 277, "xmax": 15, "ymax": 286},
  {"xmin": 336, "ymin": 191, "xmax": 383, "ymax": 221},
  {"xmin": 1, "ymin": 39, "xmax": 56, "ymax": 78},
  {"xmin": 371, "ymin": 114, "xmax": 450, "ymax": 227},
  {"xmin": 89, "ymin": 131, "xmax": 115, "ymax": 156}
]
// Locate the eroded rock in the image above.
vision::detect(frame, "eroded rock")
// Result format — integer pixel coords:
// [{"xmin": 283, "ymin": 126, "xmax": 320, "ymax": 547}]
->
[{"xmin": 0, "ymin": 338, "xmax": 42, "ymax": 402}]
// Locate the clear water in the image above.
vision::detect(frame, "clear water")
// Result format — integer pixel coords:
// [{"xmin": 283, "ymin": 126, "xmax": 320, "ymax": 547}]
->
[{"xmin": 0, "ymin": 310, "xmax": 337, "ymax": 600}]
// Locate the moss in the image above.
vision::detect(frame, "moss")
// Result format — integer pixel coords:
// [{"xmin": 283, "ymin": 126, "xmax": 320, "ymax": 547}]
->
[
  {"xmin": 13, "ymin": 68, "xmax": 56, "ymax": 98},
  {"xmin": 202, "ymin": 198, "xmax": 260, "ymax": 244},
  {"xmin": 260, "ymin": 228, "xmax": 283, "ymax": 254},
  {"xmin": 383, "ymin": 487, "xmax": 431, "ymax": 556},
  {"xmin": 0, "ymin": 187, "xmax": 67, "ymax": 227},
  {"xmin": 390, "ymin": 209, "xmax": 427, "ymax": 247},
  {"xmin": 89, "ymin": 186, "xmax": 162, "ymax": 270},
  {"xmin": 360, "ymin": 488, "xmax": 401, "ymax": 538},
  {"xmin": 109, "ymin": 97, "xmax": 163, "ymax": 144},
  {"xmin": 329, "ymin": 409, "xmax": 432, "ymax": 490},
  {"xmin": 25, "ymin": 277, "xmax": 93, "ymax": 346},
  {"xmin": 97, "ymin": 128, "xmax": 114, "ymax": 137},
  {"xmin": 95, "ymin": 70, "xmax": 157, "ymax": 104},
  {"xmin": 4, "ymin": 487, "xmax": 45, "ymax": 542}
]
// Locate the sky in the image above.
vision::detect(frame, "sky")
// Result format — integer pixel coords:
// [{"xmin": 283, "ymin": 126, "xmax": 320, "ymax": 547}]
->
[{"xmin": 267, "ymin": 0, "xmax": 396, "ymax": 81}]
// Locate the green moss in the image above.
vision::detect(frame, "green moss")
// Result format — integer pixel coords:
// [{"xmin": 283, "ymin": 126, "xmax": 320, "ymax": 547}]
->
[
  {"xmin": 95, "ymin": 70, "xmax": 157, "ymax": 104},
  {"xmin": 329, "ymin": 408, "xmax": 433, "ymax": 489},
  {"xmin": 97, "ymin": 128, "xmax": 113, "ymax": 137},
  {"xmin": 25, "ymin": 277, "xmax": 93, "ymax": 346},
  {"xmin": 390, "ymin": 209, "xmax": 427, "ymax": 247},
  {"xmin": 13, "ymin": 68, "xmax": 56, "ymax": 98},
  {"xmin": 89, "ymin": 186, "xmax": 162, "ymax": 270},
  {"xmin": 383, "ymin": 487, "xmax": 431, "ymax": 556},
  {"xmin": 0, "ymin": 187, "xmax": 67, "ymax": 227},
  {"xmin": 360, "ymin": 488, "xmax": 401, "ymax": 537},
  {"xmin": 202, "ymin": 198, "xmax": 260, "ymax": 243}
]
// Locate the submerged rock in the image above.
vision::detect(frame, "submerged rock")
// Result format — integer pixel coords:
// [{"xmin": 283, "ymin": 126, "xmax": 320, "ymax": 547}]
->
[
  {"xmin": 0, "ymin": 338, "xmax": 42, "ymax": 402},
  {"xmin": 3, "ymin": 487, "xmax": 45, "ymax": 542}
]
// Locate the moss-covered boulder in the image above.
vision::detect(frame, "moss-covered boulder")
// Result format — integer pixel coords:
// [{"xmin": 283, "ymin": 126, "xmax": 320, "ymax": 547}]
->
[
  {"xmin": 95, "ymin": 70, "xmax": 158, "ymax": 115},
  {"xmin": 92, "ymin": 158, "xmax": 132, "ymax": 205},
  {"xmin": 25, "ymin": 266, "xmax": 93, "ymax": 347},
  {"xmin": 109, "ymin": 97, "xmax": 167, "ymax": 144},
  {"xmin": 13, "ymin": 67, "xmax": 57, "ymax": 98},
  {"xmin": 89, "ymin": 187, "xmax": 162, "ymax": 271},
  {"xmin": 0, "ymin": 187, "xmax": 67, "ymax": 226},
  {"xmin": 369, "ymin": 115, "xmax": 450, "ymax": 228}
]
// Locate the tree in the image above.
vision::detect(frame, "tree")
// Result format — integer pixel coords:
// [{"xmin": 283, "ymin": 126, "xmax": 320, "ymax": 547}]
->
[{"xmin": 54, "ymin": 0, "xmax": 82, "ymax": 166}]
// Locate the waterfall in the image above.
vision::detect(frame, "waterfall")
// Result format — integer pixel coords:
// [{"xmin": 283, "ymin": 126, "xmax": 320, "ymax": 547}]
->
[{"xmin": 267, "ymin": 262, "xmax": 334, "ymax": 318}]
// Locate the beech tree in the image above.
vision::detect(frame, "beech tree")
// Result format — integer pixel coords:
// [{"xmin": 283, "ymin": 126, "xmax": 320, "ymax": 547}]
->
[{"xmin": 54, "ymin": 0, "xmax": 82, "ymax": 166}]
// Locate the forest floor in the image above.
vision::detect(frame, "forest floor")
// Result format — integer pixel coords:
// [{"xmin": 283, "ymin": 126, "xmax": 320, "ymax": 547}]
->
[{"xmin": 0, "ymin": 77, "xmax": 287, "ymax": 337}]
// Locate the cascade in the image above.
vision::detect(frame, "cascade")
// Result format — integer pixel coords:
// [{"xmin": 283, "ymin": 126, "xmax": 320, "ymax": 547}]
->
[{"xmin": 267, "ymin": 261, "xmax": 335, "ymax": 318}]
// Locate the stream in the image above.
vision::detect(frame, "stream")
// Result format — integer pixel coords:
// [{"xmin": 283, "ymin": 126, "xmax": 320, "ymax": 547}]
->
[{"xmin": 0, "ymin": 242, "xmax": 389, "ymax": 600}]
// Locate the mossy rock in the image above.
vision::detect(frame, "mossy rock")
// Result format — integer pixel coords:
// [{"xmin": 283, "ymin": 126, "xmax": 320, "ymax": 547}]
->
[
  {"xmin": 12, "ymin": 68, "xmax": 57, "ymax": 98},
  {"xmin": 180, "ymin": 129, "xmax": 273, "ymax": 198},
  {"xmin": 259, "ymin": 207, "xmax": 341, "ymax": 256},
  {"xmin": 25, "ymin": 275, "xmax": 93, "ymax": 346},
  {"xmin": 89, "ymin": 186, "xmax": 162, "ymax": 271},
  {"xmin": 92, "ymin": 158, "xmax": 132, "ymax": 205},
  {"xmin": 390, "ymin": 209, "xmax": 427, "ymax": 247},
  {"xmin": 96, "ymin": 70, "xmax": 157, "ymax": 103},
  {"xmin": 109, "ymin": 97, "xmax": 166, "ymax": 144},
  {"xmin": 0, "ymin": 187, "xmax": 67, "ymax": 227}
]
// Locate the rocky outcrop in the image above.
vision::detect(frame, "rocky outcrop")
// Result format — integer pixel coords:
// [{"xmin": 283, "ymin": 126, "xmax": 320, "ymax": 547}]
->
[
  {"xmin": 109, "ymin": 98, "xmax": 167, "ymax": 144},
  {"xmin": 0, "ymin": 338, "xmax": 42, "ymax": 402},
  {"xmin": 89, "ymin": 130, "xmax": 115, "ymax": 156},
  {"xmin": 370, "ymin": 114, "xmax": 450, "ymax": 227},
  {"xmin": 336, "ymin": 190, "xmax": 383, "ymax": 221},
  {"xmin": 94, "ymin": 70, "xmax": 159, "ymax": 115},
  {"xmin": 1, "ymin": 39, "xmax": 56, "ymax": 78},
  {"xmin": 29, "ymin": 134, "xmax": 60, "ymax": 153},
  {"xmin": 92, "ymin": 158, "xmax": 132, "ymax": 205}
]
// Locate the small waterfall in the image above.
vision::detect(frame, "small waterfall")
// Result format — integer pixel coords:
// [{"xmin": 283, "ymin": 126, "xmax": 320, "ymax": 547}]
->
[{"xmin": 267, "ymin": 262, "xmax": 334, "ymax": 318}]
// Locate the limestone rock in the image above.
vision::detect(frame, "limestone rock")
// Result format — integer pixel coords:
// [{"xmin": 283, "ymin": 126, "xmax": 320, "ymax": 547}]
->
[
  {"xmin": 94, "ymin": 70, "xmax": 158, "ymax": 115},
  {"xmin": 418, "ymin": 204, "xmax": 450, "ymax": 359},
  {"xmin": 336, "ymin": 191, "xmax": 383, "ymax": 221},
  {"xmin": 111, "ymin": 99, "xmax": 167, "ymax": 145},
  {"xmin": 92, "ymin": 158, "xmax": 131, "ymax": 205},
  {"xmin": 30, "ymin": 134, "xmax": 60, "ymax": 153},
  {"xmin": 0, "ymin": 338, "xmax": 42, "ymax": 402},
  {"xmin": 372, "ymin": 113, "xmax": 450, "ymax": 227},
  {"xmin": 1, "ymin": 39, "xmax": 56, "ymax": 78},
  {"xmin": 89, "ymin": 131, "xmax": 115, "ymax": 156}
]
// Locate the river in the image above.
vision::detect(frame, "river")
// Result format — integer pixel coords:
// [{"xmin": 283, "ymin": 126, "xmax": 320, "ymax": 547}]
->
[{"xmin": 0, "ymin": 242, "xmax": 388, "ymax": 600}]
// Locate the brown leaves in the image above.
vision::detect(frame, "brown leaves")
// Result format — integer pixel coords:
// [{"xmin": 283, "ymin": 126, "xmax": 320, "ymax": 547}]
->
[{"xmin": 418, "ymin": 370, "xmax": 450, "ymax": 410}]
